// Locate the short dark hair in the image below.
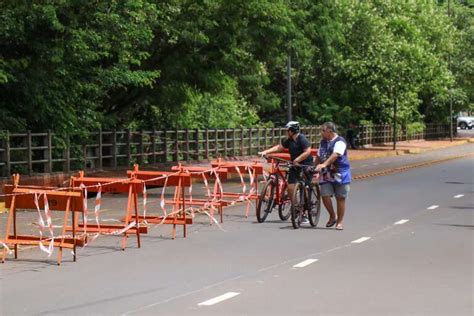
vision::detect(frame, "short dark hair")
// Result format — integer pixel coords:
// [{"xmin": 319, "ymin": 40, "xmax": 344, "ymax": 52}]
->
[{"xmin": 321, "ymin": 122, "xmax": 337, "ymax": 133}]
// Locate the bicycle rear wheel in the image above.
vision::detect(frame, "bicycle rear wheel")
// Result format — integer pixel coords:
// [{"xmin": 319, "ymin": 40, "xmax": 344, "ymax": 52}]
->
[
  {"xmin": 278, "ymin": 181, "xmax": 291, "ymax": 221},
  {"xmin": 307, "ymin": 183, "xmax": 321, "ymax": 227},
  {"xmin": 256, "ymin": 179, "xmax": 275, "ymax": 223},
  {"xmin": 291, "ymin": 182, "xmax": 304, "ymax": 229}
]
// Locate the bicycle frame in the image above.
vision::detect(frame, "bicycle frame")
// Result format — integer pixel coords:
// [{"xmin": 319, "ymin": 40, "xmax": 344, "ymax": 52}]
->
[{"xmin": 266, "ymin": 156, "xmax": 292, "ymax": 207}]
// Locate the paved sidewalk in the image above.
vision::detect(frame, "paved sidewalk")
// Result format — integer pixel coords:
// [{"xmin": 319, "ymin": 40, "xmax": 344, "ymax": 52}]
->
[{"xmin": 349, "ymin": 138, "xmax": 472, "ymax": 160}]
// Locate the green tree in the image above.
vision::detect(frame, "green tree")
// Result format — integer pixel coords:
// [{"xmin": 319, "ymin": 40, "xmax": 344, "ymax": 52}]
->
[{"xmin": 0, "ymin": 1, "xmax": 160, "ymax": 136}]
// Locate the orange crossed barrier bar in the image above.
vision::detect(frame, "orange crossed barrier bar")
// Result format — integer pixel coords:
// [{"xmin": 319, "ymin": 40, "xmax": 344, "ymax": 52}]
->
[
  {"xmin": 2, "ymin": 175, "xmax": 86, "ymax": 265},
  {"xmin": 69, "ymin": 171, "xmax": 147, "ymax": 250},
  {"xmin": 170, "ymin": 164, "xmax": 230, "ymax": 223},
  {"xmin": 127, "ymin": 165, "xmax": 192, "ymax": 239},
  {"xmin": 210, "ymin": 158, "xmax": 264, "ymax": 217}
]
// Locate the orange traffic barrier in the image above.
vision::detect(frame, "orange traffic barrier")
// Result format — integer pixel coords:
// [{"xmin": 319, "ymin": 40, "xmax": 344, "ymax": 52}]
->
[
  {"xmin": 2, "ymin": 174, "xmax": 86, "ymax": 265},
  {"xmin": 70, "ymin": 171, "xmax": 147, "ymax": 250},
  {"xmin": 127, "ymin": 165, "xmax": 192, "ymax": 239},
  {"xmin": 170, "ymin": 164, "xmax": 230, "ymax": 223},
  {"xmin": 210, "ymin": 158, "xmax": 264, "ymax": 217}
]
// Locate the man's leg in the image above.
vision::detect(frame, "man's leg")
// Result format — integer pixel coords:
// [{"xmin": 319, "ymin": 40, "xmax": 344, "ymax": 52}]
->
[
  {"xmin": 320, "ymin": 183, "xmax": 336, "ymax": 226},
  {"xmin": 288, "ymin": 183, "xmax": 295, "ymax": 204},
  {"xmin": 335, "ymin": 184, "xmax": 350, "ymax": 229},
  {"xmin": 335, "ymin": 197, "xmax": 345, "ymax": 228},
  {"xmin": 322, "ymin": 196, "xmax": 336, "ymax": 222},
  {"xmin": 287, "ymin": 169, "xmax": 297, "ymax": 205}
]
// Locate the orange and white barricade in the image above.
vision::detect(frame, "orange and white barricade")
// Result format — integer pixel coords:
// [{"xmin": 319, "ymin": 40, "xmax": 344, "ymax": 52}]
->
[
  {"xmin": 127, "ymin": 165, "xmax": 192, "ymax": 239},
  {"xmin": 210, "ymin": 158, "xmax": 264, "ymax": 217},
  {"xmin": 1, "ymin": 175, "xmax": 86, "ymax": 265},
  {"xmin": 69, "ymin": 171, "xmax": 147, "ymax": 250},
  {"xmin": 170, "ymin": 164, "xmax": 229, "ymax": 224}
]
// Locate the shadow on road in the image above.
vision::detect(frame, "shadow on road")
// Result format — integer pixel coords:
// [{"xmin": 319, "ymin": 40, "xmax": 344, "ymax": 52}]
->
[{"xmin": 436, "ymin": 223, "xmax": 473, "ymax": 229}]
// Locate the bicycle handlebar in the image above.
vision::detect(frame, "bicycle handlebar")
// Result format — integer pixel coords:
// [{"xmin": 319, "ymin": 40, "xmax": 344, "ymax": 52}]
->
[{"xmin": 262, "ymin": 154, "xmax": 320, "ymax": 173}]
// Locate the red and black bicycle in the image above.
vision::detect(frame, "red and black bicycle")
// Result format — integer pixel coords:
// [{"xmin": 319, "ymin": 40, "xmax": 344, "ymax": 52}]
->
[{"xmin": 256, "ymin": 155, "xmax": 292, "ymax": 223}]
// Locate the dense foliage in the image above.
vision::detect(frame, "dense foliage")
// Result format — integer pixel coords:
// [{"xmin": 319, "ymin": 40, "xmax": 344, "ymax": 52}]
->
[{"xmin": 0, "ymin": 0, "xmax": 472, "ymax": 134}]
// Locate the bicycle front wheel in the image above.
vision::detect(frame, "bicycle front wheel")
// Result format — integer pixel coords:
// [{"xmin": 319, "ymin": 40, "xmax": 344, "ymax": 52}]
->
[
  {"xmin": 291, "ymin": 182, "xmax": 304, "ymax": 229},
  {"xmin": 256, "ymin": 179, "xmax": 275, "ymax": 223},
  {"xmin": 307, "ymin": 183, "xmax": 321, "ymax": 227}
]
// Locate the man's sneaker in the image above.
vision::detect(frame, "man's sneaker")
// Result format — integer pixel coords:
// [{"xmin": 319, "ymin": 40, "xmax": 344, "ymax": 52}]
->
[{"xmin": 301, "ymin": 215, "xmax": 309, "ymax": 224}]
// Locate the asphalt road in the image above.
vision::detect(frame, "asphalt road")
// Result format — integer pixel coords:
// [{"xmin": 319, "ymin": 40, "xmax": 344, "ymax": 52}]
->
[{"xmin": 0, "ymin": 145, "xmax": 473, "ymax": 315}]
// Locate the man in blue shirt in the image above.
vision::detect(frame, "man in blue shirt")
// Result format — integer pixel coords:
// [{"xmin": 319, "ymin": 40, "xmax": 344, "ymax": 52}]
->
[{"xmin": 315, "ymin": 122, "xmax": 352, "ymax": 230}]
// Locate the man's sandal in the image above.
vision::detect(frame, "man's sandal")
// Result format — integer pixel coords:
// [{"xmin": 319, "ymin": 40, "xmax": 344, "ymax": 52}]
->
[
  {"xmin": 335, "ymin": 224, "xmax": 343, "ymax": 230},
  {"xmin": 326, "ymin": 219, "xmax": 337, "ymax": 228}
]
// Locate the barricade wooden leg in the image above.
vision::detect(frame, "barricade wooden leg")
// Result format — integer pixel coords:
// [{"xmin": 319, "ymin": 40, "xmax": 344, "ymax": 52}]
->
[
  {"xmin": 209, "ymin": 206, "xmax": 214, "ymax": 226},
  {"xmin": 122, "ymin": 187, "xmax": 133, "ymax": 250},
  {"xmin": 13, "ymin": 209, "xmax": 18, "ymax": 259},
  {"xmin": 183, "ymin": 211, "xmax": 187, "ymax": 238},
  {"xmin": 3, "ymin": 196, "xmax": 16, "ymax": 262},
  {"xmin": 73, "ymin": 209, "xmax": 78, "ymax": 262},
  {"xmin": 220, "ymin": 205, "xmax": 223, "ymax": 223},
  {"xmin": 68, "ymin": 198, "xmax": 77, "ymax": 262},
  {"xmin": 57, "ymin": 247, "xmax": 63, "ymax": 265},
  {"xmin": 133, "ymin": 188, "xmax": 141, "ymax": 248},
  {"xmin": 122, "ymin": 234, "xmax": 127, "ymax": 251},
  {"xmin": 181, "ymin": 185, "xmax": 186, "ymax": 238}
]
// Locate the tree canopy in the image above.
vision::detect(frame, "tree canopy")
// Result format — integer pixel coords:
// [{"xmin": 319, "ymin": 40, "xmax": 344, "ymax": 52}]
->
[{"xmin": 1, "ymin": 0, "xmax": 472, "ymax": 134}]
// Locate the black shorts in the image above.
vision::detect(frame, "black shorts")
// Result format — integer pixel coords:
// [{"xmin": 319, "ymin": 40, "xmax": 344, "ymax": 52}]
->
[{"xmin": 287, "ymin": 167, "xmax": 312, "ymax": 184}]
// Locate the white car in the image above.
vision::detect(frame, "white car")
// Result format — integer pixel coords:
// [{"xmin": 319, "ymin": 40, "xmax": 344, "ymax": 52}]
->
[{"xmin": 457, "ymin": 116, "xmax": 474, "ymax": 129}]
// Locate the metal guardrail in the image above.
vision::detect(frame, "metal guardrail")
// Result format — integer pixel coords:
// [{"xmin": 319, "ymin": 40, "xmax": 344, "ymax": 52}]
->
[{"xmin": 0, "ymin": 124, "xmax": 454, "ymax": 177}]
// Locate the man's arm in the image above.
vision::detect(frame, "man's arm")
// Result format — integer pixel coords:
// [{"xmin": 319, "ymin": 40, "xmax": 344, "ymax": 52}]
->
[
  {"xmin": 294, "ymin": 146, "xmax": 312, "ymax": 165},
  {"xmin": 315, "ymin": 152, "xmax": 340, "ymax": 171},
  {"xmin": 258, "ymin": 144, "xmax": 284, "ymax": 156}
]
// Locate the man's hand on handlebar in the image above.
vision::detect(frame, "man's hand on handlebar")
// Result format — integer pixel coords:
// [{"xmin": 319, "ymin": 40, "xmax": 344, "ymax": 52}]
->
[{"xmin": 315, "ymin": 164, "xmax": 325, "ymax": 172}]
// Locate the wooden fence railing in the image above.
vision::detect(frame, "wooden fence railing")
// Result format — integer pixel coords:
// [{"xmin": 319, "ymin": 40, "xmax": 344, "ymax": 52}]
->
[{"xmin": 0, "ymin": 123, "xmax": 454, "ymax": 177}]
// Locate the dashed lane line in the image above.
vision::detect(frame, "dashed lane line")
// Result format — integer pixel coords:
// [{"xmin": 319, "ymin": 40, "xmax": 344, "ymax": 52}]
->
[
  {"xmin": 198, "ymin": 292, "xmax": 240, "ymax": 306},
  {"xmin": 394, "ymin": 219, "xmax": 409, "ymax": 225},
  {"xmin": 351, "ymin": 237, "xmax": 371, "ymax": 244},
  {"xmin": 292, "ymin": 259, "xmax": 319, "ymax": 268},
  {"xmin": 427, "ymin": 205, "xmax": 439, "ymax": 210},
  {"xmin": 454, "ymin": 194, "xmax": 464, "ymax": 199}
]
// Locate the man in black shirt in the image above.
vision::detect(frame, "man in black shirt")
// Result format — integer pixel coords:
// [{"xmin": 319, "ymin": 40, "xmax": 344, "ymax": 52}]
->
[{"xmin": 258, "ymin": 121, "xmax": 313, "ymax": 215}]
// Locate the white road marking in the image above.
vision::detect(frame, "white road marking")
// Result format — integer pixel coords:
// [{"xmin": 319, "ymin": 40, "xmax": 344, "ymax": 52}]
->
[
  {"xmin": 394, "ymin": 219, "xmax": 409, "ymax": 225},
  {"xmin": 293, "ymin": 259, "xmax": 319, "ymax": 268},
  {"xmin": 454, "ymin": 194, "xmax": 464, "ymax": 199},
  {"xmin": 351, "ymin": 237, "xmax": 371, "ymax": 244},
  {"xmin": 198, "ymin": 292, "xmax": 240, "ymax": 306},
  {"xmin": 427, "ymin": 205, "xmax": 439, "ymax": 210}
]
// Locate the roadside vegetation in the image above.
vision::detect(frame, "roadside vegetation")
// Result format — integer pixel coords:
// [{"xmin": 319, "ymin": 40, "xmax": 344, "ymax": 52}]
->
[{"xmin": 1, "ymin": 1, "xmax": 472, "ymax": 137}]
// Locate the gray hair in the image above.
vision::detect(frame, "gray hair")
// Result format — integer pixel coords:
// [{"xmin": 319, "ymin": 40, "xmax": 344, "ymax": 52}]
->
[{"xmin": 321, "ymin": 122, "xmax": 337, "ymax": 133}]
